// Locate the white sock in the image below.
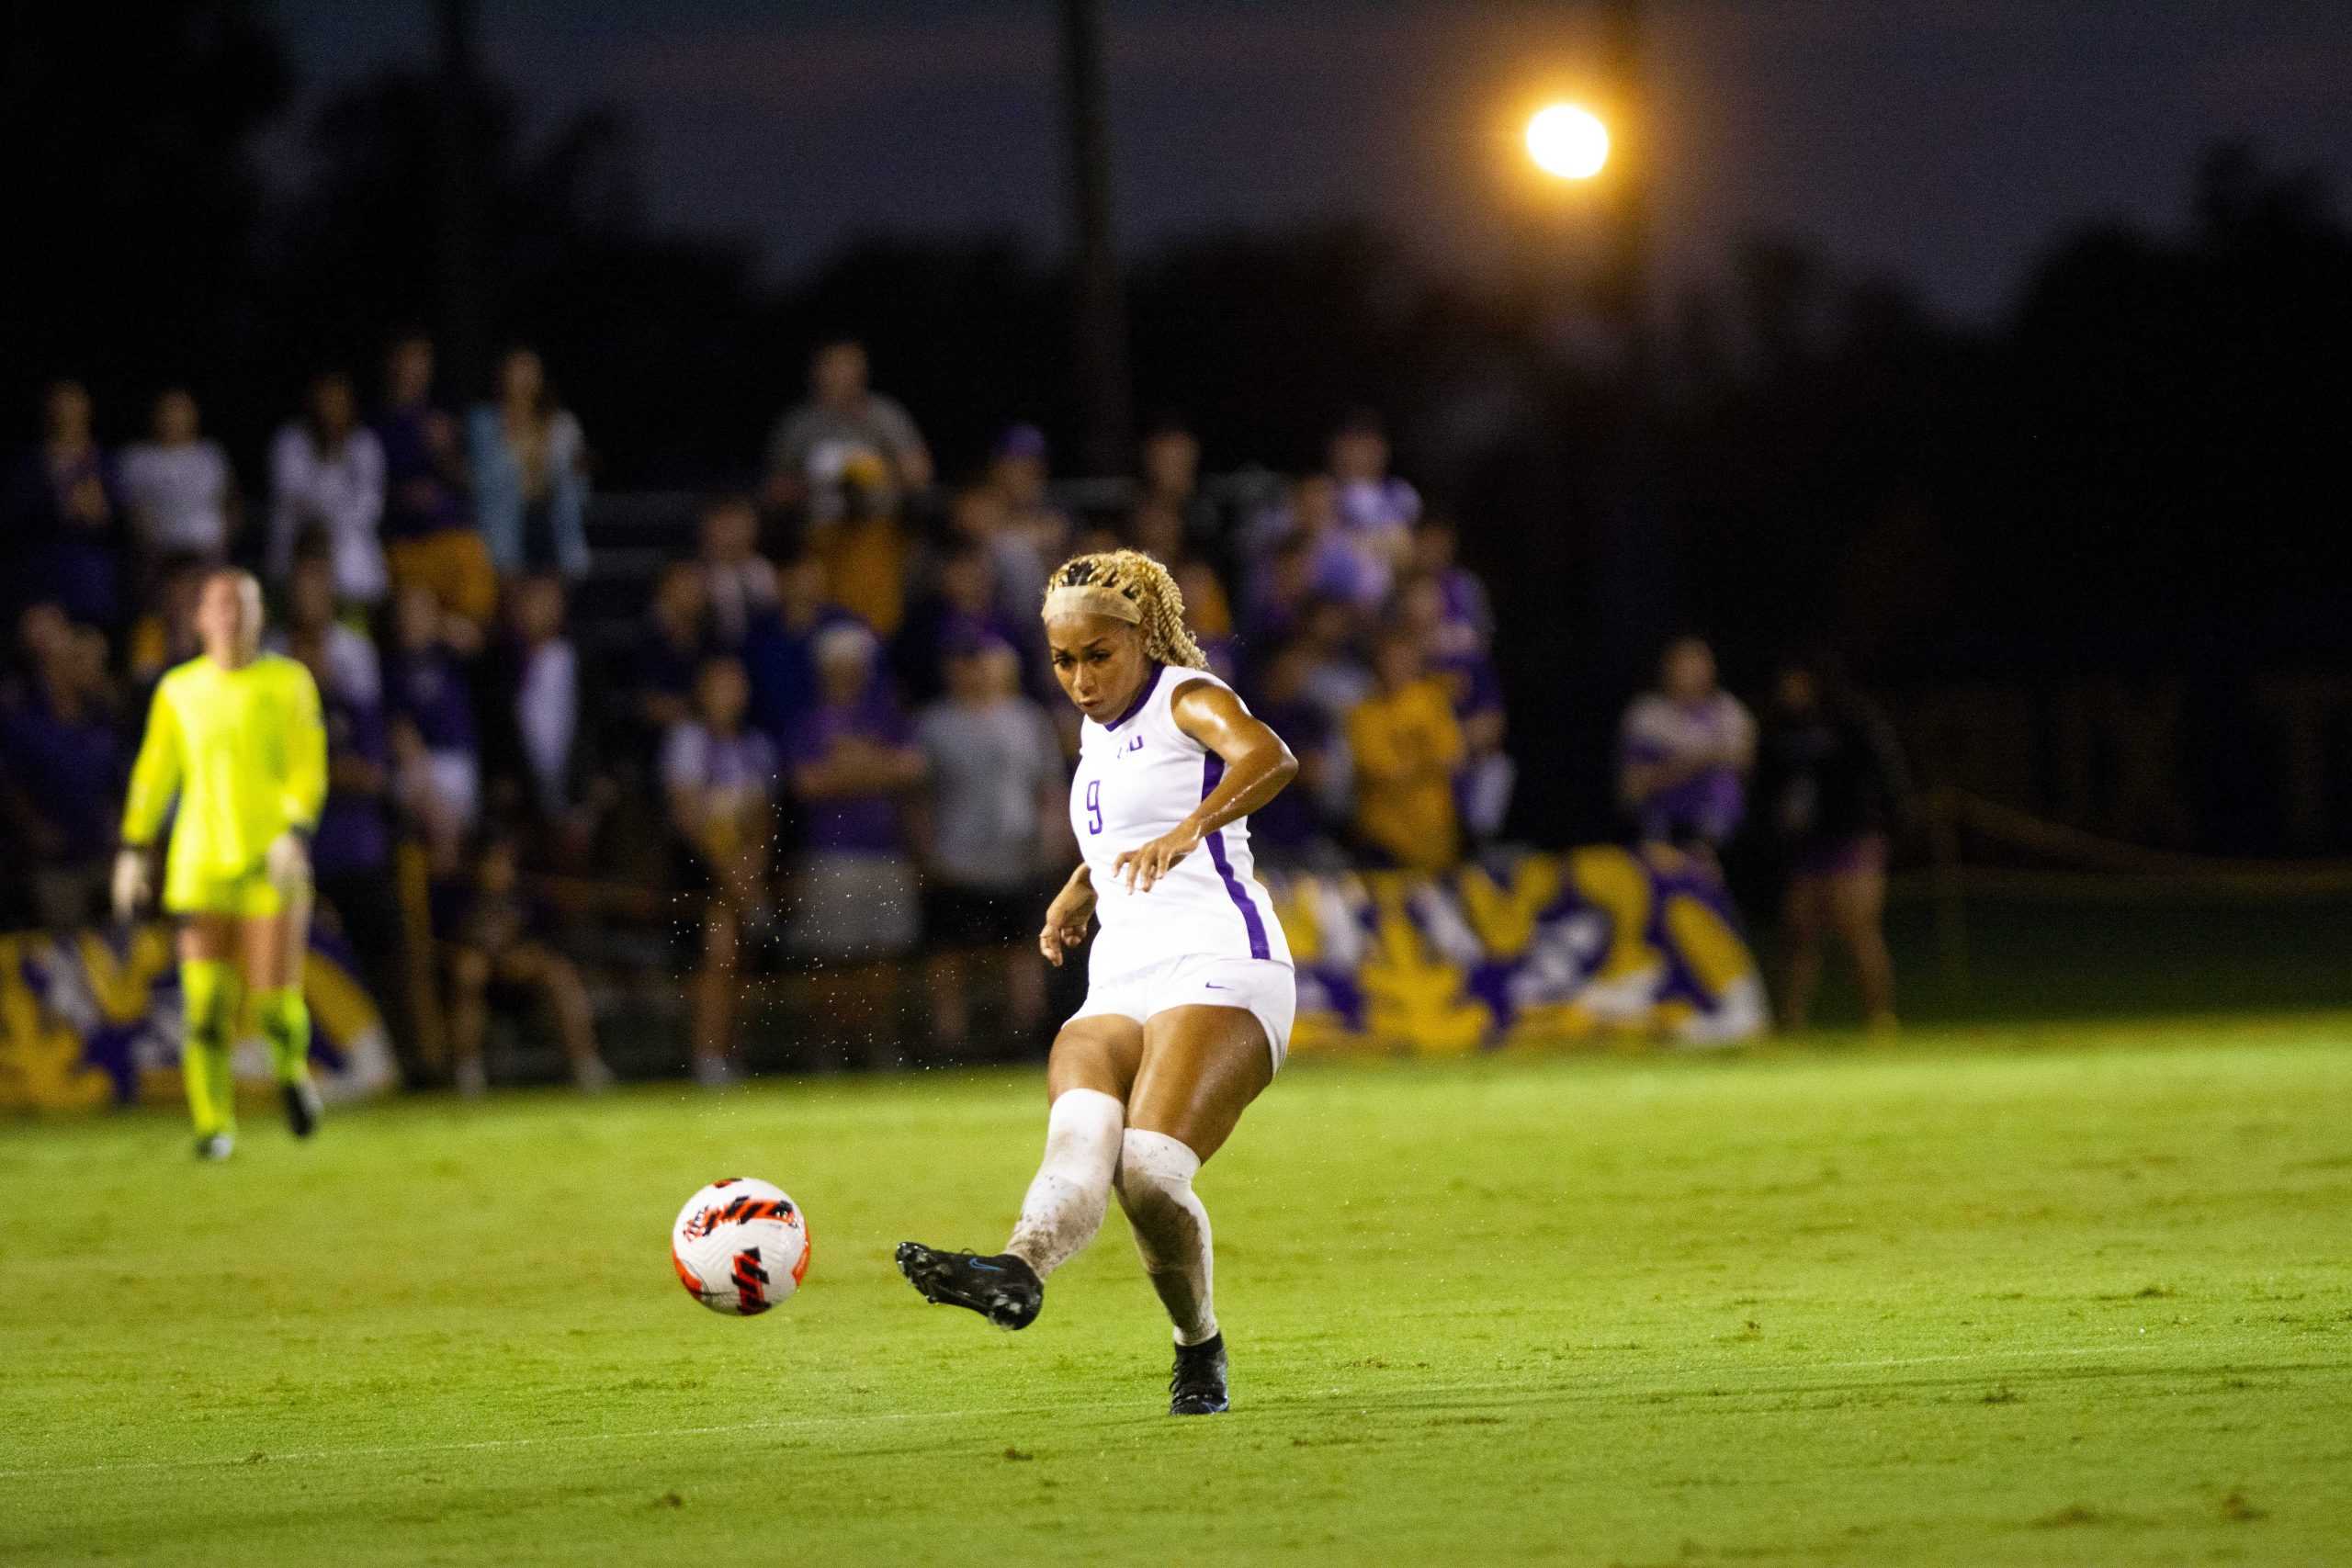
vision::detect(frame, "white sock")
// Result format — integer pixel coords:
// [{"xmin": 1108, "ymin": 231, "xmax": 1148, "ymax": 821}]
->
[
  {"xmin": 1004, "ymin": 1089, "xmax": 1124, "ymax": 1278},
  {"xmin": 1117, "ymin": 1129, "xmax": 1219, "ymax": 1346}
]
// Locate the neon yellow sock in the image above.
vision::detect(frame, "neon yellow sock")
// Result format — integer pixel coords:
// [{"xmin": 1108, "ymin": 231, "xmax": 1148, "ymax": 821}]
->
[
  {"xmin": 256, "ymin": 986, "xmax": 312, "ymax": 1086},
  {"xmin": 180, "ymin": 959, "xmax": 241, "ymax": 1138}
]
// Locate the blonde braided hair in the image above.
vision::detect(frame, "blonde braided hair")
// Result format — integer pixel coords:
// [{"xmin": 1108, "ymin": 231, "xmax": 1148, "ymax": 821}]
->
[{"xmin": 1044, "ymin": 549, "xmax": 1211, "ymax": 671}]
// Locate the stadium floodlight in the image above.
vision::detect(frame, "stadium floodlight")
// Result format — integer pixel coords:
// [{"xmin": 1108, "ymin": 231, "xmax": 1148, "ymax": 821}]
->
[{"xmin": 1525, "ymin": 102, "xmax": 1610, "ymax": 180}]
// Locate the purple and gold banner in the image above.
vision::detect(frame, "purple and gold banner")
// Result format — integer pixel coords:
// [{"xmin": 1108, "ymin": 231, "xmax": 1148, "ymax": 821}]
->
[
  {"xmin": 0, "ymin": 924, "xmax": 399, "ymax": 1112},
  {"xmin": 1269, "ymin": 845, "xmax": 1766, "ymax": 1055}
]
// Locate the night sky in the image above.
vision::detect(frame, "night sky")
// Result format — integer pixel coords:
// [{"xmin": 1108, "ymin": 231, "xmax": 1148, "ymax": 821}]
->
[{"xmin": 270, "ymin": 1, "xmax": 2352, "ymax": 320}]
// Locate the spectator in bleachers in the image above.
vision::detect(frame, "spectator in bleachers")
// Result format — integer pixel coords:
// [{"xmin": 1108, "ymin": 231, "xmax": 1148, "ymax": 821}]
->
[
  {"xmin": 786, "ymin": 622, "xmax": 926, "ymax": 1067},
  {"xmin": 1240, "ymin": 637, "xmax": 1341, "ymax": 867},
  {"xmin": 469, "ymin": 346, "xmax": 590, "ymax": 580},
  {"xmin": 484, "ymin": 572, "xmax": 608, "ymax": 869},
  {"xmin": 269, "ymin": 370, "xmax": 387, "ymax": 605},
  {"xmin": 1263, "ymin": 471, "xmax": 1387, "ymax": 612},
  {"xmin": 1407, "ymin": 513, "xmax": 1495, "ymax": 658},
  {"xmin": 1757, "ymin": 655, "xmax": 1912, "ymax": 1033},
  {"xmin": 125, "ymin": 552, "xmax": 208, "ymax": 690},
  {"xmin": 1293, "ymin": 592, "xmax": 1374, "ymax": 726},
  {"xmin": 1174, "ymin": 557, "xmax": 1239, "ymax": 682},
  {"xmin": 269, "ymin": 541, "xmax": 382, "ymax": 706},
  {"xmin": 1396, "ymin": 570, "xmax": 1512, "ymax": 845},
  {"xmin": 1241, "ymin": 534, "xmax": 1316, "ymax": 653},
  {"xmin": 1137, "ymin": 414, "xmax": 1219, "ymax": 558},
  {"xmin": 1346, "ymin": 626, "xmax": 1465, "ymax": 874},
  {"xmin": 378, "ymin": 332, "xmax": 496, "ymax": 624},
  {"xmin": 445, "ymin": 833, "xmax": 614, "ymax": 1096},
  {"xmin": 1, "ymin": 603, "xmax": 123, "ymax": 930},
  {"xmin": 119, "ymin": 388, "xmax": 238, "ymax": 571},
  {"xmin": 1127, "ymin": 501, "xmax": 1237, "ymax": 678},
  {"xmin": 8, "ymin": 380, "xmax": 122, "ymax": 629},
  {"xmin": 1618, "ymin": 635, "xmax": 1756, "ymax": 853},
  {"xmin": 635, "ymin": 558, "xmax": 712, "ymax": 742},
  {"xmin": 695, "ymin": 493, "xmax": 777, "ymax": 649},
  {"xmin": 808, "ymin": 452, "xmax": 910, "ymax": 639},
  {"xmin": 910, "ymin": 635, "xmax": 1060, "ymax": 1060},
  {"xmin": 279, "ymin": 569, "xmax": 407, "ymax": 1055},
  {"xmin": 1329, "ymin": 408, "xmax": 1419, "ymax": 559},
  {"xmin": 384, "ymin": 581, "xmax": 481, "ymax": 871},
  {"xmin": 984, "ymin": 423, "xmax": 1070, "ymax": 571},
  {"xmin": 894, "ymin": 537, "xmax": 1020, "ymax": 709},
  {"xmin": 741, "ymin": 551, "xmax": 857, "ymax": 747},
  {"xmin": 662, "ymin": 655, "xmax": 778, "ymax": 1087},
  {"xmin": 762, "ymin": 337, "xmax": 932, "ymax": 524},
  {"xmin": 948, "ymin": 481, "xmax": 1046, "ymax": 632}
]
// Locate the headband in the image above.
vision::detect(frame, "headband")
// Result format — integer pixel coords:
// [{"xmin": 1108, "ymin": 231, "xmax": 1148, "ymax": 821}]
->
[{"xmin": 1041, "ymin": 584, "xmax": 1142, "ymax": 625}]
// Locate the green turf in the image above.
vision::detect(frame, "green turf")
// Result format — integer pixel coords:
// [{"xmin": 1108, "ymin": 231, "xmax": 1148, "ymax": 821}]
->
[{"xmin": 4, "ymin": 1019, "xmax": 2348, "ymax": 1566}]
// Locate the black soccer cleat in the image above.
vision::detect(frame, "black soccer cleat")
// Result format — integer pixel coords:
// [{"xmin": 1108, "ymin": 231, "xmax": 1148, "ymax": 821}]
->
[
  {"xmin": 894, "ymin": 1243, "xmax": 1043, "ymax": 1330},
  {"xmin": 1169, "ymin": 1333, "xmax": 1229, "ymax": 1416},
  {"xmin": 283, "ymin": 1079, "xmax": 322, "ymax": 1139}
]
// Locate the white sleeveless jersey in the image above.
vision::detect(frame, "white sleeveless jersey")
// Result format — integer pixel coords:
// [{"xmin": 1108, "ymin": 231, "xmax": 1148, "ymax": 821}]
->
[{"xmin": 1071, "ymin": 664, "xmax": 1292, "ymax": 980}]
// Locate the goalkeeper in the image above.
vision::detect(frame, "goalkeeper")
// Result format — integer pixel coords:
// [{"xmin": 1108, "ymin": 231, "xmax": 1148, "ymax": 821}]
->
[{"xmin": 116, "ymin": 570, "xmax": 328, "ymax": 1159}]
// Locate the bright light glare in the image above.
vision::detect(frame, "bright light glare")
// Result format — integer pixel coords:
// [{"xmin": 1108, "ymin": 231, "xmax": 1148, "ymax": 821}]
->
[{"xmin": 1526, "ymin": 104, "xmax": 1609, "ymax": 180}]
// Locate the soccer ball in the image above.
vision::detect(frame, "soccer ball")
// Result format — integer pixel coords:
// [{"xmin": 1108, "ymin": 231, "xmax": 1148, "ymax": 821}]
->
[{"xmin": 671, "ymin": 1178, "xmax": 810, "ymax": 1315}]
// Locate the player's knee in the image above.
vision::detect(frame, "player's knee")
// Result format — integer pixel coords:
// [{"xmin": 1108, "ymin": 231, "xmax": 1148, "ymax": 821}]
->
[
  {"xmin": 1116, "ymin": 1128, "xmax": 1203, "ymax": 1224},
  {"xmin": 255, "ymin": 985, "xmax": 306, "ymax": 1033}
]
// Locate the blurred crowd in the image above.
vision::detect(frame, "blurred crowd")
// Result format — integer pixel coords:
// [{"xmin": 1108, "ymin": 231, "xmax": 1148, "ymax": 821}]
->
[{"xmin": 4, "ymin": 333, "xmax": 1908, "ymax": 1086}]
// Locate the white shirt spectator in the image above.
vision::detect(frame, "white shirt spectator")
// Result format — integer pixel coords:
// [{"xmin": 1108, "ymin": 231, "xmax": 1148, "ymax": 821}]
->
[
  {"xmin": 120, "ymin": 439, "xmax": 234, "ymax": 558},
  {"xmin": 1337, "ymin": 474, "xmax": 1420, "ymax": 538},
  {"xmin": 264, "ymin": 625, "xmax": 381, "ymax": 708},
  {"xmin": 269, "ymin": 423, "xmax": 388, "ymax": 604},
  {"xmin": 515, "ymin": 639, "xmax": 579, "ymax": 818},
  {"xmin": 662, "ymin": 724, "xmax": 780, "ymax": 820},
  {"xmin": 704, "ymin": 558, "xmax": 778, "ymax": 648}
]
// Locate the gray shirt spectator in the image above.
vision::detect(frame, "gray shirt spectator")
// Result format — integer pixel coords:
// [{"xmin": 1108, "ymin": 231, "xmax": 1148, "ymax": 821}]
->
[
  {"xmin": 121, "ymin": 389, "xmax": 237, "ymax": 560},
  {"xmin": 912, "ymin": 642, "xmax": 1060, "ymax": 892},
  {"xmin": 763, "ymin": 340, "xmax": 932, "ymax": 523}
]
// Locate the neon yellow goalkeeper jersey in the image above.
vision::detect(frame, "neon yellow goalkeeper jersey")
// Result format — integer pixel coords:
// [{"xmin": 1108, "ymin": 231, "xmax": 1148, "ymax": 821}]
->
[{"xmin": 122, "ymin": 653, "xmax": 326, "ymax": 912}]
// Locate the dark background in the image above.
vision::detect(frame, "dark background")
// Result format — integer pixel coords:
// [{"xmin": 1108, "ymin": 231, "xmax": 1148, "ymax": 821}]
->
[{"xmin": 8, "ymin": 1, "xmax": 2350, "ymax": 853}]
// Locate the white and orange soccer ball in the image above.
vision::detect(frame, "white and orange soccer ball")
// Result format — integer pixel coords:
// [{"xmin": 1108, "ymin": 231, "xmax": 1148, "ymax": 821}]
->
[{"xmin": 671, "ymin": 1178, "xmax": 810, "ymax": 1315}]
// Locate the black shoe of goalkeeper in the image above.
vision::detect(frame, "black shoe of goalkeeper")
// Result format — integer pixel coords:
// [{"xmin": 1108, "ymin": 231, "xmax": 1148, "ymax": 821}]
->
[
  {"xmin": 283, "ymin": 1079, "xmax": 322, "ymax": 1139},
  {"xmin": 894, "ymin": 1243, "xmax": 1042, "ymax": 1330},
  {"xmin": 1170, "ymin": 1333, "xmax": 1229, "ymax": 1416}
]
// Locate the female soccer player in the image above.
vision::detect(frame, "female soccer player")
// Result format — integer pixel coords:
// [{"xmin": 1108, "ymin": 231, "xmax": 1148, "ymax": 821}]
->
[
  {"xmin": 898, "ymin": 550, "xmax": 1297, "ymax": 1416},
  {"xmin": 115, "ymin": 570, "xmax": 327, "ymax": 1159}
]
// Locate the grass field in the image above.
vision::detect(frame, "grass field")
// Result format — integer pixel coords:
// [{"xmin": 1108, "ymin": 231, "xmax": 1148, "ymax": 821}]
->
[{"xmin": 4, "ymin": 1017, "xmax": 2349, "ymax": 1565}]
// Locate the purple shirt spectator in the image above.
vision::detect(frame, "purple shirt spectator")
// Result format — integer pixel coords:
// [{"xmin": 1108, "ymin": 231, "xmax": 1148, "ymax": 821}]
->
[
  {"xmin": 0, "ymin": 680, "xmax": 122, "ymax": 856},
  {"xmin": 313, "ymin": 689, "xmax": 392, "ymax": 877},
  {"xmin": 790, "ymin": 696, "xmax": 912, "ymax": 853},
  {"xmin": 8, "ymin": 446, "xmax": 122, "ymax": 630},
  {"xmin": 1244, "ymin": 694, "xmax": 1329, "ymax": 859},
  {"xmin": 376, "ymin": 403, "xmax": 469, "ymax": 540},
  {"xmin": 741, "ymin": 597, "xmax": 861, "ymax": 747},
  {"xmin": 386, "ymin": 643, "xmax": 476, "ymax": 754},
  {"xmin": 1430, "ymin": 648, "xmax": 1505, "ymax": 723},
  {"xmin": 1619, "ymin": 691, "xmax": 1757, "ymax": 847},
  {"xmin": 661, "ymin": 724, "xmax": 780, "ymax": 816}
]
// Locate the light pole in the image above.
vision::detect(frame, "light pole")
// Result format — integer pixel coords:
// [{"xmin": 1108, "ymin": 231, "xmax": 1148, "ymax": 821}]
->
[{"xmin": 1058, "ymin": 0, "xmax": 1132, "ymax": 478}]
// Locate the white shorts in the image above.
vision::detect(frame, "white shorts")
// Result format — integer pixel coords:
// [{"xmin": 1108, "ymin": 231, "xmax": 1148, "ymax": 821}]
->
[{"xmin": 1069, "ymin": 954, "xmax": 1297, "ymax": 1074}]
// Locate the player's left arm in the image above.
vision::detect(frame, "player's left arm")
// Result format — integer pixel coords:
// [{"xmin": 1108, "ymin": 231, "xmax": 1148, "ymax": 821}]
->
[{"xmin": 1114, "ymin": 680, "xmax": 1297, "ymax": 894}]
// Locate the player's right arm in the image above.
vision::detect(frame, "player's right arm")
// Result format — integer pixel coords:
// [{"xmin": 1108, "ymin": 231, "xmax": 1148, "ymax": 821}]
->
[
  {"xmin": 116, "ymin": 675, "xmax": 183, "ymax": 917},
  {"xmin": 1038, "ymin": 863, "xmax": 1095, "ymax": 967}
]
